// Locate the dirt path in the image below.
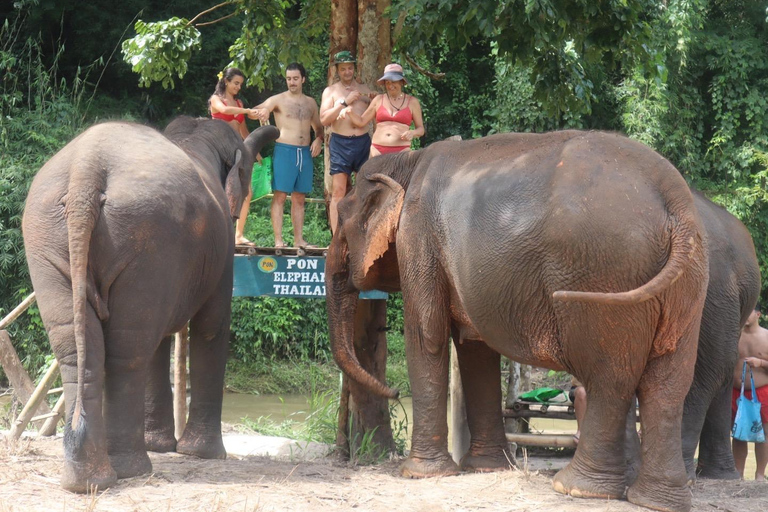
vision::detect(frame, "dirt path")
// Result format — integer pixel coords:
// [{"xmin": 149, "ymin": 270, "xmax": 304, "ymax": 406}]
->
[{"xmin": 1, "ymin": 433, "xmax": 766, "ymax": 512}]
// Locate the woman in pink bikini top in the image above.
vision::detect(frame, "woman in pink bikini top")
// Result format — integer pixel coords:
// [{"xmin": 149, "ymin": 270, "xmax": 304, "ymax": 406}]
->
[{"xmin": 340, "ymin": 63, "xmax": 425, "ymax": 157}]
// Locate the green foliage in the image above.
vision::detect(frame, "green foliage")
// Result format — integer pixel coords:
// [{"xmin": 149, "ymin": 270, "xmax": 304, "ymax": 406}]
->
[
  {"xmin": 395, "ymin": 0, "xmax": 662, "ymax": 119},
  {"xmin": 121, "ymin": 17, "xmax": 202, "ymax": 89},
  {"xmin": 121, "ymin": 0, "xmax": 329, "ymax": 92},
  {"xmin": 0, "ymin": 10, "xmax": 95, "ymax": 380}
]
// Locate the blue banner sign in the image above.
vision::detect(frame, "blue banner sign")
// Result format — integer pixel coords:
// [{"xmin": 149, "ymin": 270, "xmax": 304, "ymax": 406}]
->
[{"xmin": 233, "ymin": 254, "xmax": 387, "ymax": 300}]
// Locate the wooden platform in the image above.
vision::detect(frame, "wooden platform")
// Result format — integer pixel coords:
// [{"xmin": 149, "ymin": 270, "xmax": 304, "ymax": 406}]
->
[
  {"xmin": 235, "ymin": 245, "xmax": 328, "ymax": 257},
  {"xmin": 504, "ymin": 399, "xmax": 576, "ymax": 421}
]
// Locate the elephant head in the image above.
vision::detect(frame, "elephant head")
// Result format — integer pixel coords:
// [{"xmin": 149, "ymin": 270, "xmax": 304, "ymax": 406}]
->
[
  {"xmin": 326, "ymin": 151, "xmax": 422, "ymax": 399},
  {"xmin": 164, "ymin": 117, "xmax": 280, "ymax": 218}
]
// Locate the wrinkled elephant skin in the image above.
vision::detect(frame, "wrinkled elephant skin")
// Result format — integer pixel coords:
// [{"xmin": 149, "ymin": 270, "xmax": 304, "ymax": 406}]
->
[
  {"xmin": 326, "ymin": 131, "xmax": 709, "ymax": 512},
  {"xmin": 681, "ymin": 191, "xmax": 760, "ymax": 480},
  {"xmin": 22, "ymin": 119, "xmax": 279, "ymax": 492}
]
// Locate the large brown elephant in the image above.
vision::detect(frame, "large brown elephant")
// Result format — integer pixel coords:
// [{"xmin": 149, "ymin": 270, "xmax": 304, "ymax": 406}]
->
[
  {"xmin": 326, "ymin": 131, "xmax": 709, "ymax": 512},
  {"xmin": 22, "ymin": 118, "xmax": 279, "ymax": 492}
]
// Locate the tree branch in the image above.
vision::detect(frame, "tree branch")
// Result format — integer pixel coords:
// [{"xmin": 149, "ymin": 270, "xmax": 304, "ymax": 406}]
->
[
  {"xmin": 195, "ymin": 11, "xmax": 238, "ymax": 27},
  {"xmin": 187, "ymin": 1, "xmax": 236, "ymax": 27},
  {"xmin": 403, "ymin": 54, "xmax": 445, "ymax": 80}
]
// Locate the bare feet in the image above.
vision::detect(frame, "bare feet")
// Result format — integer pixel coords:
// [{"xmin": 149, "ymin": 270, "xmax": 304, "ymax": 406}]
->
[
  {"xmin": 236, "ymin": 237, "xmax": 254, "ymax": 246},
  {"xmin": 295, "ymin": 240, "xmax": 318, "ymax": 249},
  {"xmin": 275, "ymin": 240, "xmax": 287, "ymax": 248}
]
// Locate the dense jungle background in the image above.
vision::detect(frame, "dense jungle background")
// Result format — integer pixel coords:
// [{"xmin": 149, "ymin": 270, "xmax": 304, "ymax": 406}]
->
[{"xmin": 2, "ymin": 0, "xmax": 768, "ymax": 398}]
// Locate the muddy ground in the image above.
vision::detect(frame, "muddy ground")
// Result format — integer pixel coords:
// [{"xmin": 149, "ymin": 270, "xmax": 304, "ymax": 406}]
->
[{"xmin": 1, "ymin": 430, "xmax": 767, "ymax": 512}]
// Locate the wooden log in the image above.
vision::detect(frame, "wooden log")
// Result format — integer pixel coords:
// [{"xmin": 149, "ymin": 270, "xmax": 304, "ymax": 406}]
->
[
  {"xmin": 174, "ymin": 326, "xmax": 188, "ymax": 440},
  {"xmin": 9, "ymin": 359, "xmax": 60, "ymax": 439},
  {"xmin": 505, "ymin": 432, "xmax": 576, "ymax": 448},
  {"xmin": 0, "ymin": 292, "xmax": 36, "ymax": 330},
  {"xmin": 38, "ymin": 391, "xmax": 66, "ymax": 437},
  {"xmin": 0, "ymin": 330, "xmax": 52, "ymax": 420},
  {"xmin": 450, "ymin": 343, "xmax": 470, "ymax": 464}
]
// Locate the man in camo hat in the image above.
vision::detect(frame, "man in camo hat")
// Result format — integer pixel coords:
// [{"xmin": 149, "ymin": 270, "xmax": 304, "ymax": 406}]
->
[{"xmin": 319, "ymin": 50, "xmax": 375, "ymax": 234}]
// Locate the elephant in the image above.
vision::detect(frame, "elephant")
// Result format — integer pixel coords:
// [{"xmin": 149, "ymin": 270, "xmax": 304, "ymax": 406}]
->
[
  {"xmin": 680, "ymin": 190, "xmax": 760, "ymax": 480},
  {"xmin": 22, "ymin": 117, "xmax": 279, "ymax": 492},
  {"xmin": 326, "ymin": 130, "xmax": 710, "ymax": 512}
]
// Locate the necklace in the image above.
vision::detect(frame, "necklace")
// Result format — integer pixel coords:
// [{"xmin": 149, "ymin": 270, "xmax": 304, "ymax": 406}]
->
[{"xmin": 388, "ymin": 93, "xmax": 407, "ymax": 112}]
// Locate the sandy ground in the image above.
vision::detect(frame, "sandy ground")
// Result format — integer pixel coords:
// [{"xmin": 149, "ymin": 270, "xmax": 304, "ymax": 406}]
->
[{"xmin": 1, "ymin": 430, "xmax": 767, "ymax": 512}]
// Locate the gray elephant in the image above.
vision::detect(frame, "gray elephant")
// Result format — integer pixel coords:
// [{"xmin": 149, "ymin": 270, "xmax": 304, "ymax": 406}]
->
[
  {"xmin": 22, "ymin": 118, "xmax": 279, "ymax": 492},
  {"xmin": 681, "ymin": 190, "xmax": 760, "ymax": 480},
  {"xmin": 327, "ymin": 131, "xmax": 709, "ymax": 512}
]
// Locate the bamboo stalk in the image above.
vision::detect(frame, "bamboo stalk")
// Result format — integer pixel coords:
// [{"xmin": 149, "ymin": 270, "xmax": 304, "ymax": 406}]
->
[
  {"xmin": 38, "ymin": 391, "xmax": 66, "ymax": 437},
  {"xmin": 9, "ymin": 359, "xmax": 60, "ymax": 439},
  {"xmin": 174, "ymin": 326, "xmax": 189, "ymax": 440},
  {"xmin": 0, "ymin": 292, "xmax": 36, "ymax": 330},
  {"xmin": 505, "ymin": 433, "xmax": 577, "ymax": 448}
]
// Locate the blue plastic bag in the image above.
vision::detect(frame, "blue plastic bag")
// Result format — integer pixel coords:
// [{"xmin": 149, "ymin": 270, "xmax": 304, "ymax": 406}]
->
[{"xmin": 732, "ymin": 361, "xmax": 766, "ymax": 443}]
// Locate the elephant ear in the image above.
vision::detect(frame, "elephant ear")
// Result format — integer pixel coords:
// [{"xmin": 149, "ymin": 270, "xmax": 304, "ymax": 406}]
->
[
  {"xmin": 361, "ymin": 173, "xmax": 404, "ymax": 277},
  {"xmin": 224, "ymin": 149, "xmax": 244, "ymax": 218}
]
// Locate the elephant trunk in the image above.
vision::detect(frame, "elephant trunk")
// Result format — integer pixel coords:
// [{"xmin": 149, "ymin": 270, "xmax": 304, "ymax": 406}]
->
[{"xmin": 326, "ymin": 231, "xmax": 399, "ymax": 399}]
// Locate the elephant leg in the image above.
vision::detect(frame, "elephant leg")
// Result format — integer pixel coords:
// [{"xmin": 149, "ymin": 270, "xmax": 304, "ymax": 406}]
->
[
  {"xmin": 552, "ymin": 385, "xmax": 634, "ymax": 500},
  {"xmin": 681, "ymin": 379, "xmax": 709, "ymax": 482},
  {"xmin": 103, "ymin": 330, "xmax": 153, "ymax": 479},
  {"xmin": 144, "ymin": 335, "xmax": 177, "ymax": 453},
  {"xmin": 49, "ymin": 313, "xmax": 117, "ymax": 492},
  {"xmin": 398, "ymin": 263, "xmax": 459, "ymax": 478},
  {"xmin": 696, "ymin": 382, "xmax": 740, "ymax": 479},
  {"xmin": 626, "ymin": 325, "xmax": 699, "ymax": 512},
  {"xmin": 176, "ymin": 288, "xmax": 229, "ymax": 460},
  {"xmin": 454, "ymin": 338, "xmax": 513, "ymax": 472}
]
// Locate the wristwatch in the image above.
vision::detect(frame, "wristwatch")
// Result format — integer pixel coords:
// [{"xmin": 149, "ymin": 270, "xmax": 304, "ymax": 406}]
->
[{"xmin": 340, "ymin": 98, "xmax": 348, "ymax": 107}]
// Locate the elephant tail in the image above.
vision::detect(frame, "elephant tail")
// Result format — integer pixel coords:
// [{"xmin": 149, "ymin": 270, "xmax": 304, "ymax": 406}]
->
[
  {"xmin": 63, "ymin": 165, "xmax": 107, "ymax": 433},
  {"xmin": 553, "ymin": 202, "xmax": 702, "ymax": 305}
]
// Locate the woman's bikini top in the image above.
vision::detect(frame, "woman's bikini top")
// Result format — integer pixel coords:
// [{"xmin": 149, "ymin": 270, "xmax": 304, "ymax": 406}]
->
[
  {"xmin": 211, "ymin": 99, "xmax": 244, "ymax": 123},
  {"xmin": 375, "ymin": 95, "xmax": 413, "ymax": 125}
]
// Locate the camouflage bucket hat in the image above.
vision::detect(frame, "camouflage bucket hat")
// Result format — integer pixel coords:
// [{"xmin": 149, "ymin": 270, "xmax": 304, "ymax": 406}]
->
[{"xmin": 333, "ymin": 50, "xmax": 356, "ymax": 64}]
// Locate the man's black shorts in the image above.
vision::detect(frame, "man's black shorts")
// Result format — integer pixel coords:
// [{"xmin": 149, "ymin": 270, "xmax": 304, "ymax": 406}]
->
[{"xmin": 329, "ymin": 133, "xmax": 371, "ymax": 175}]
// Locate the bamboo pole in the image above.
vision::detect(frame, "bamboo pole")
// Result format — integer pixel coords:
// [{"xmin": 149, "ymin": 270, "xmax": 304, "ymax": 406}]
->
[
  {"xmin": 38, "ymin": 392, "xmax": 66, "ymax": 436},
  {"xmin": 0, "ymin": 292, "xmax": 36, "ymax": 330},
  {"xmin": 450, "ymin": 343, "xmax": 470, "ymax": 464},
  {"xmin": 174, "ymin": 326, "xmax": 188, "ymax": 440},
  {"xmin": 9, "ymin": 359, "xmax": 60, "ymax": 439},
  {"xmin": 505, "ymin": 432, "xmax": 576, "ymax": 448}
]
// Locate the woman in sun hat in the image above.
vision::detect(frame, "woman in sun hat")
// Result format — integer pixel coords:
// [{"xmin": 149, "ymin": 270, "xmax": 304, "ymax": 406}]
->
[{"xmin": 339, "ymin": 63, "xmax": 425, "ymax": 157}]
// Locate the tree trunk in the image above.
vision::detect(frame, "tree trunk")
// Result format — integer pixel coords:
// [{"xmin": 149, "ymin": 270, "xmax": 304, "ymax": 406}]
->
[{"xmin": 330, "ymin": 0, "xmax": 395, "ymax": 461}]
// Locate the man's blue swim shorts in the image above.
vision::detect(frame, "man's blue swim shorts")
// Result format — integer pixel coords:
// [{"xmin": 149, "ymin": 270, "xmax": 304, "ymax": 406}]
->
[{"xmin": 272, "ymin": 142, "xmax": 313, "ymax": 194}]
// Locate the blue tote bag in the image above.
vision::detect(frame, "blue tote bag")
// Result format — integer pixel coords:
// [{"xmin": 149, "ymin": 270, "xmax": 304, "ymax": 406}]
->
[{"xmin": 732, "ymin": 361, "xmax": 766, "ymax": 443}]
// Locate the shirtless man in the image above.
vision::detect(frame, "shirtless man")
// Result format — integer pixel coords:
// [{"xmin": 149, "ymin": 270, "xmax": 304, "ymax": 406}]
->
[
  {"xmin": 732, "ymin": 305, "xmax": 768, "ymax": 480},
  {"xmin": 255, "ymin": 63, "xmax": 324, "ymax": 248},
  {"xmin": 319, "ymin": 51, "xmax": 374, "ymax": 234}
]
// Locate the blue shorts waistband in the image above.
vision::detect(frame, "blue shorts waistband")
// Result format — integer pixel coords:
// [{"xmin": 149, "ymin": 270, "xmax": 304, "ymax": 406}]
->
[
  {"xmin": 275, "ymin": 141, "xmax": 310, "ymax": 150},
  {"xmin": 331, "ymin": 133, "xmax": 370, "ymax": 140}
]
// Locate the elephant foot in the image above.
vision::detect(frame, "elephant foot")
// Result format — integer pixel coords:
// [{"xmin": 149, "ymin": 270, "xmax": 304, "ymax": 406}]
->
[
  {"xmin": 695, "ymin": 463, "xmax": 740, "ymax": 481},
  {"xmin": 145, "ymin": 429, "xmax": 177, "ymax": 453},
  {"xmin": 177, "ymin": 429, "xmax": 226, "ymax": 459},
  {"xmin": 552, "ymin": 462, "xmax": 626, "ymax": 500},
  {"xmin": 460, "ymin": 446, "xmax": 515, "ymax": 473},
  {"xmin": 61, "ymin": 459, "xmax": 117, "ymax": 493},
  {"xmin": 400, "ymin": 454, "xmax": 460, "ymax": 478},
  {"xmin": 108, "ymin": 451, "xmax": 153, "ymax": 479},
  {"xmin": 626, "ymin": 473, "xmax": 691, "ymax": 512}
]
